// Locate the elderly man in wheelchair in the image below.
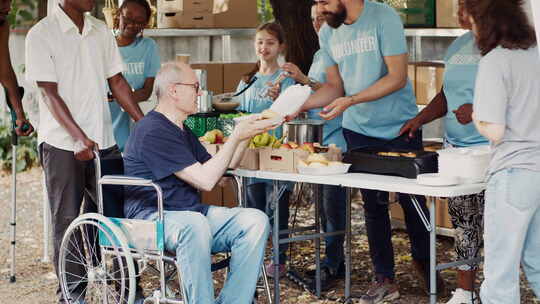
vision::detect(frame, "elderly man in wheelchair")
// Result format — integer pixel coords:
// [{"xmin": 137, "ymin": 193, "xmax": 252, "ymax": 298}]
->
[{"xmin": 58, "ymin": 62, "xmax": 276, "ymax": 304}]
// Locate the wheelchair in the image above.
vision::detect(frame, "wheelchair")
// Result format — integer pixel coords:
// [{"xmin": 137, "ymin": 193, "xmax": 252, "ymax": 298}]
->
[{"xmin": 57, "ymin": 151, "xmax": 271, "ymax": 304}]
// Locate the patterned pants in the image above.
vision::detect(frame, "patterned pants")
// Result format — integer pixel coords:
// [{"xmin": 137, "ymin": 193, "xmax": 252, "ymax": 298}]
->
[{"xmin": 448, "ymin": 191, "xmax": 485, "ymax": 270}]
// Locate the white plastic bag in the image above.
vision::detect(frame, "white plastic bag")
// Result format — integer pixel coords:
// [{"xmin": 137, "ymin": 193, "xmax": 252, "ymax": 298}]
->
[{"xmin": 269, "ymin": 84, "xmax": 312, "ymax": 117}]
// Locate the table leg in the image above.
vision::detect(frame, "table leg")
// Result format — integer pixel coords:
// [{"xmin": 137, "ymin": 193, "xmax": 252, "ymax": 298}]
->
[
  {"xmin": 429, "ymin": 196, "xmax": 437, "ymax": 304},
  {"xmin": 314, "ymin": 184, "xmax": 321, "ymax": 298},
  {"xmin": 272, "ymin": 180, "xmax": 280, "ymax": 304},
  {"xmin": 345, "ymin": 187, "xmax": 352, "ymax": 303}
]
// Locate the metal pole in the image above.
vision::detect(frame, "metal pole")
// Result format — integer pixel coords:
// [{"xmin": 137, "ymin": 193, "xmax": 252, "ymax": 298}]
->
[
  {"xmin": 345, "ymin": 187, "xmax": 352, "ymax": 303},
  {"xmin": 42, "ymin": 174, "xmax": 51, "ymax": 263},
  {"xmin": 10, "ymin": 139, "xmax": 17, "ymax": 283},
  {"xmin": 314, "ymin": 184, "xmax": 321, "ymax": 298},
  {"xmin": 272, "ymin": 180, "xmax": 280, "ymax": 303},
  {"xmin": 429, "ymin": 196, "xmax": 437, "ymax": 304}
]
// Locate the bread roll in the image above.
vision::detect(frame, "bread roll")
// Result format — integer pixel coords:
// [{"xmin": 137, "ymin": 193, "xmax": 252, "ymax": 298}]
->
[
  {"xmin": 307, "ymin": 153, "xmax": 328, "ymax": 164},
  {"xmin": 260, "ymin": 109, "xmax": 280, "ymax": 119},
  {"xmin": 308, "ymin": 162, "xmax": 327, "ymax": 168}
]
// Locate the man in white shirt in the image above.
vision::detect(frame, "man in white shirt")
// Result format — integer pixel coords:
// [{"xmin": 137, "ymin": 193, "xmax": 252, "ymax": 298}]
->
[{"xmin": 25, "ymin": 0, "xmax": 144, "ymax": 302}]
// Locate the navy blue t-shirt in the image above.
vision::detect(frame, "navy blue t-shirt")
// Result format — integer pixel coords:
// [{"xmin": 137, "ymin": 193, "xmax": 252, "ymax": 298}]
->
[{"xmin": 123, "ymin": 110, "xmax": 212, "ymax": 219}]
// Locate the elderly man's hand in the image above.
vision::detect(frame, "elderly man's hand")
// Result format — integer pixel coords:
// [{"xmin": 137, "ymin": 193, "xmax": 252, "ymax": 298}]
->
[{"xmin": 232, "ymin": 116, "xmax": 281, "ymax": 142}]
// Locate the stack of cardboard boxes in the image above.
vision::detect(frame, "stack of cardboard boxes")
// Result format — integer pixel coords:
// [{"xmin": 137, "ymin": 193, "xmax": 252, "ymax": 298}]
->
[
  {"xmin": 408, "ymin": 62, "xmax": 445, "ymax": 105},
  {"xmin": 436, "ymin": 0, "xmax": 460, "ymax": 28},
  {"xmin": 389, "ymin": 197, "xmax": 453, "ymax": 230},
  {"xmin": 191, "ymin": 62, "xmax": 254, "ymax": 94},
  {"xmin": 157, "ymin": 0, "xmax": 258, "ymax": 29}
]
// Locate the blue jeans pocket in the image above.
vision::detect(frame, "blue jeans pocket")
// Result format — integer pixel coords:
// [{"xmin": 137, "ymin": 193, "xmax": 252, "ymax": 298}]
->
[{"xmin": 506, "ymin": 168, "xmax": 538, "ymax": 212}]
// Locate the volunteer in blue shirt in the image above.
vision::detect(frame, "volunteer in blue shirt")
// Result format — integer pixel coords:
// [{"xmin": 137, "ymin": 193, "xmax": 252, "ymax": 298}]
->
[
  {"xmin": 400, "ymin": 1, "xmax": 486, "ymax": 303},
  {"xmin": 299, "ymin": 1, "xmax": 437, "ymax": 302},
  {"xmin": 110, "ymin": 0, "xmax": 161, "ymax": 151},
  {"xmin": 281, "ymin": 3, "xmax": 347, "ymax": 291},
  {"xmin": 236, "ymin": 22, "xmax": 295, "ymax": 277}
]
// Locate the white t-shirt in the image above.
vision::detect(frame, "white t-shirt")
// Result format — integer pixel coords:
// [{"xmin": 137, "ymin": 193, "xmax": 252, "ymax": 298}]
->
[
  {"xmin": 473, "ymin": 46, "xmax": 540, "ymax": 176},
  {"xmin": 25, "ymin": 7, "xmax": 124, "ymax": 151}
]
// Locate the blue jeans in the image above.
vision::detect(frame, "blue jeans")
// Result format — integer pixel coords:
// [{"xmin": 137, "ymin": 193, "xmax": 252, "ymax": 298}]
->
[
  {"xmin": 343, "ymin": 129, "xmax": 430, "ymax": 279},
  {"xmin": 246, "ymin": 182, "xmax": 290, "ymax": 262},
  {"xmin": 320, "ymin": 184, "xmax": 346, "ymax": 270},
  {"xmin": 480, "ymin": 168, "xmax": 540, "ymax": 304},
  {"xmin": 160, "ymin": 206, "xmax": 270, "ymax": 304}
]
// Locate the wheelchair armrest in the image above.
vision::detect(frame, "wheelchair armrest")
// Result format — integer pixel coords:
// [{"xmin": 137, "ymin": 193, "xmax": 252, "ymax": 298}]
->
[{"xmin": 99, "ymin": 175, "xmax": 155, "ymax": 187}]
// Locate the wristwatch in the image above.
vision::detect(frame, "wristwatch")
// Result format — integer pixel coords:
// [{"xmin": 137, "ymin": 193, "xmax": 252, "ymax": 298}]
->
[{"xmin": 306, "ymin": 77, "xmax": 319, "ymax": 88}]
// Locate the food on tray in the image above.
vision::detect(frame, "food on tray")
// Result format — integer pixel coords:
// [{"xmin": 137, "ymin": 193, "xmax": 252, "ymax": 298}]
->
[
  {"xmin": 399, "ymin": 152, "xmax": 417, "ymax": 158},
  {"xmin": 201, "ymin": 129, "xmax": 224, "ymax": 144},
  {"xmin": 260, "ymin": 109, "xmax": 280, "ymax": 120},
  {"xmin": 307, "ymin": 153, "xmax": 328, "ymax": 165},
  {"xmin": 299, "ymin": 154, "xmax": 345, "ymax": 168},
  {"xmin": 308, "ymin": 162, "xmax": 327, "ymax": 168},
  {"xmin": 376, "ymin": 151, "xmax": 417, "ymax": 158},
  {"xmin": 377, "ymin": 151, "xmax": 401, "ymax": 157}
]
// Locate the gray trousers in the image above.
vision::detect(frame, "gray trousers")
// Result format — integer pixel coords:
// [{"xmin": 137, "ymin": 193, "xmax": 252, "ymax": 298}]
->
[{"xmin": 40, "ymin": 143, "xmax": 121, "ymax": 302}]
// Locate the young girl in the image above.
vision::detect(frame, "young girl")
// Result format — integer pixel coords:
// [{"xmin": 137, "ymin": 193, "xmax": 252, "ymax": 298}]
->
[
  {"xmin": 236, "ymin": 22, "xmax": 295, "ymax": 277},
  {"xmin": 111, "ymin": 0, "xmax": 160, "ymax": 151}
]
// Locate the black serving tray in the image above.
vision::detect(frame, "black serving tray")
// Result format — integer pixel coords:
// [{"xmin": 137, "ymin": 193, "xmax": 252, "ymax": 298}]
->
[{"xmin": 343, "ymin": 147, "xmax": 438, "ymax": 179}]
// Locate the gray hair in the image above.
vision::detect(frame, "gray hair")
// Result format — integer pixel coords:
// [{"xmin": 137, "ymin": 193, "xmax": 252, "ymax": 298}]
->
[{"xmin": 154, "ymin": 62, "xmax": 188, "ymax": 101}]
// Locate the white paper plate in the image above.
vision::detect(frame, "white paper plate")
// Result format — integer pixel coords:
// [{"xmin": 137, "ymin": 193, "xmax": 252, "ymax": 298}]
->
[
  {"xmin": 297, "ymin": 164, "xmax": 351, "ymax": 176},
  {"xmin": 417, "ymin": 173, "xmax": 460, "ymax": 186}
]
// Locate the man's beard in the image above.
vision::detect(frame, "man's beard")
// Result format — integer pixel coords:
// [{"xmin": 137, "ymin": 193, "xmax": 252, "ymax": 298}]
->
[{"xmin": 324, "ymin": 3, "xmax": 347, "ymax": 28}]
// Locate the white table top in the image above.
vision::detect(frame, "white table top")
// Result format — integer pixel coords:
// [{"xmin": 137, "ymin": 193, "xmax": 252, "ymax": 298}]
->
[{"xmin": 232, "ymin": 169, "xmax": 485, "ymax": 198}]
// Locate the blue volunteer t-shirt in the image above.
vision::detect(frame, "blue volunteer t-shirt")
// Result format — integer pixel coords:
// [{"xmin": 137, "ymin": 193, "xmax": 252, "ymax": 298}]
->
[
  {"xmin": 123, "ymin": 110, "xmax": 211, "ymax": 220},
  {"xmin": 319, "ymin": 0, "xmax": 417, "ymax": 140},
  {"xmin": 306, "ymin": 49, "xmax": 347, "ymax": 151},
  {"xmin": 442, "ymin": 31, "xmax": 488, "ymax": 147},
  {"xmin": 109, "ymin": 37, "xmax": 161, "ymax": 151}
]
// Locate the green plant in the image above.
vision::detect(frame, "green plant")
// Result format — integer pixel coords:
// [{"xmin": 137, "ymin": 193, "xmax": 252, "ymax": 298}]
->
[
  {"xmin": 7, "ymin": 0, "xmax": 36, "ymax": 27},
  {"xmin": 257, "ymin": 0, "xmax": 274, "ymax": 23},
  {"xmin": 0, "ymin": 123, "xmax": 39, "ymax": 172}
]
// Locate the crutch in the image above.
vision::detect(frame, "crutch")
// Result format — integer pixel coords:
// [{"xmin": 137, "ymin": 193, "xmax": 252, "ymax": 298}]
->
[{"xmin": 5, "ymin": 87, "xmax": 30, "ymax": 283}]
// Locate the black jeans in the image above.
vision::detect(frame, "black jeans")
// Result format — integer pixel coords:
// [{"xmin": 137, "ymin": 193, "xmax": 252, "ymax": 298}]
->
[
  {"xmin": 320, "ymin": 185, "xmax": 346, "ymax": 270},
  {"xmin": 40, "ymin": 143, "xmax": 122, "ymax": 302},
  {"xmin": 343, "ymin": 129, "xmax": 430, "ymax": 279},
  {"xmin": 246, "ymin": 182, "xmax": 290, "ymax": 262}
]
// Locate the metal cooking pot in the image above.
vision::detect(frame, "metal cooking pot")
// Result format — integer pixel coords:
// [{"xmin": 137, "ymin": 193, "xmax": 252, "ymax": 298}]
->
[
  {"xmin": 283, "ymin": 119, "xmax": 325, "ymax": 144},
  {"xmin": 197, "ymin": 90, "xmax": 213, "ymax": 113}
]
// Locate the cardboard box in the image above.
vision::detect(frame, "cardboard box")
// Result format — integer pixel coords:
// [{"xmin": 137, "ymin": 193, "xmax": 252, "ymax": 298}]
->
[
  {"xmin": 390, "ymin": 198, "xmax": 453, "ymax": 229},
  {"xmin": 157, "ymin": 11, "xmax": 214, "ymax": 29},
  {"xmin": 259, "ymin": 148, "xmax": 310, "ymax": 173},
  {"xmin": 223, "ymin": 63, "xmax": 256, "ymax": 93},
  {"xmin": 239, "ymin": 148, "xmax": 259, "ymax": 170},
  {"xmin": 415, "ymin": 62, "xmax": 445, "ymax": 105},
  {"xmin": 408, "ymin": 64, "xmax": 416, "ymax": 95},
  {"xmin": 157, "ymin": 0, "xmax": 257, "ymax": 29},
  {"xmin": 437, "ymin": 0, "xmax": 460, "ymax": 28},
  {"xmin": 201, "ymin": 186, "xmax": 223, "ymax": 206},
  {"xmin": 222, "ymin": 178, "xmax": 238, "ymax": 208},
  {"xmin": 214, "ymin": 0, "xmax": 258, "ymax": 28},
  {"xmin": 191, "ymin": 62, "xmax": 224, "ymax": 94}
]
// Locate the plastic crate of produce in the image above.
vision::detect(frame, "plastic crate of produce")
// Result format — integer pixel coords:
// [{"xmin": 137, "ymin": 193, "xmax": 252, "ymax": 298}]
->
[
  {"xmin": 185, "ymin": 112, "xmax": 219, "ymax": 138},
  {"xmin": 378, "ymin": 0, "xmax": 435, "ymax": 28}
]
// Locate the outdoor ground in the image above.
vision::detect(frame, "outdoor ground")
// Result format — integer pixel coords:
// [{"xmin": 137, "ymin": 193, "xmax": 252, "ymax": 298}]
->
[{"xmin": 1, "ymin": 168, "xmax": 538, "ymax": 303}]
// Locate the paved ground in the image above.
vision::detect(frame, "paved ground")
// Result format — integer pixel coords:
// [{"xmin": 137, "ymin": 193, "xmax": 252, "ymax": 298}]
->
[{"xmin": 1, "ymin": 168, "xmax": 538, "ymax": 303}]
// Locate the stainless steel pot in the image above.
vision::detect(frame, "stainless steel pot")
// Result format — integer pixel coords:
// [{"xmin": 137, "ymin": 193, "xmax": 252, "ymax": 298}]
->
[
  {"xmin": 194, "ymin": 69, "xmax": 207, "ymax": 90},
  {"xmin": 197, "ymin": 90, "xmax": 213, "ymax": 113},
  {"xmin": 283, "ymin": 119, "xmax": 325, "ymax": 144}
]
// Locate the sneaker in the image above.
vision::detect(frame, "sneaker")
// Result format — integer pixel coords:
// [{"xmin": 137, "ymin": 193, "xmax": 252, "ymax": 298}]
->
[
  {"xmin": 304, "ymin": 263, "xmax": 346, "ymax": 292},
  {"xmin": 265, "ymin": 262, "xmax": 286, "ymax": 278},
  {"xmin": 358, "ymin": 276, "xmax": 400, "ymax": 304},
  {"xmin": 445, "ymin": 288, "xmax": 477, "ymax": 304}
]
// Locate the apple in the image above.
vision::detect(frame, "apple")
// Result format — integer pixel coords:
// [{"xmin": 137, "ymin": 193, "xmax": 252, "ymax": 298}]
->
[
  {"xmin": 203, "ymin": 131, "xmax": 217, "ymax": 144},
  {"xmin": 301, "ymin": 142, "xmax": 315, "ymax": 153},
  {"xmin": 280, "ymin": 143, "xmax": 292, "ymax": 150},
  {"xmin": 289, "ymin": 142, "xmax": 299, "ymax": 149}
]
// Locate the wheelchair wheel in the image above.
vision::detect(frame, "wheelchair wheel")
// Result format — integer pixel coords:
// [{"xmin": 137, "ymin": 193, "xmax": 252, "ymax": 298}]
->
[{"xmin": 58, "ymin": 213, "xmax": 136, "ymax": 304}]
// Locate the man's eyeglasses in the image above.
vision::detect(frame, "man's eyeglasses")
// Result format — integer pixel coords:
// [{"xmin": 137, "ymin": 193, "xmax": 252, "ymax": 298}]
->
[
  {"xmin": 174, "ymin": 82, "xmax": 201, "ymax": 93},
  {"xmin": 120, "ymin": 14, "xmax": 147, "ymax": 28}
]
